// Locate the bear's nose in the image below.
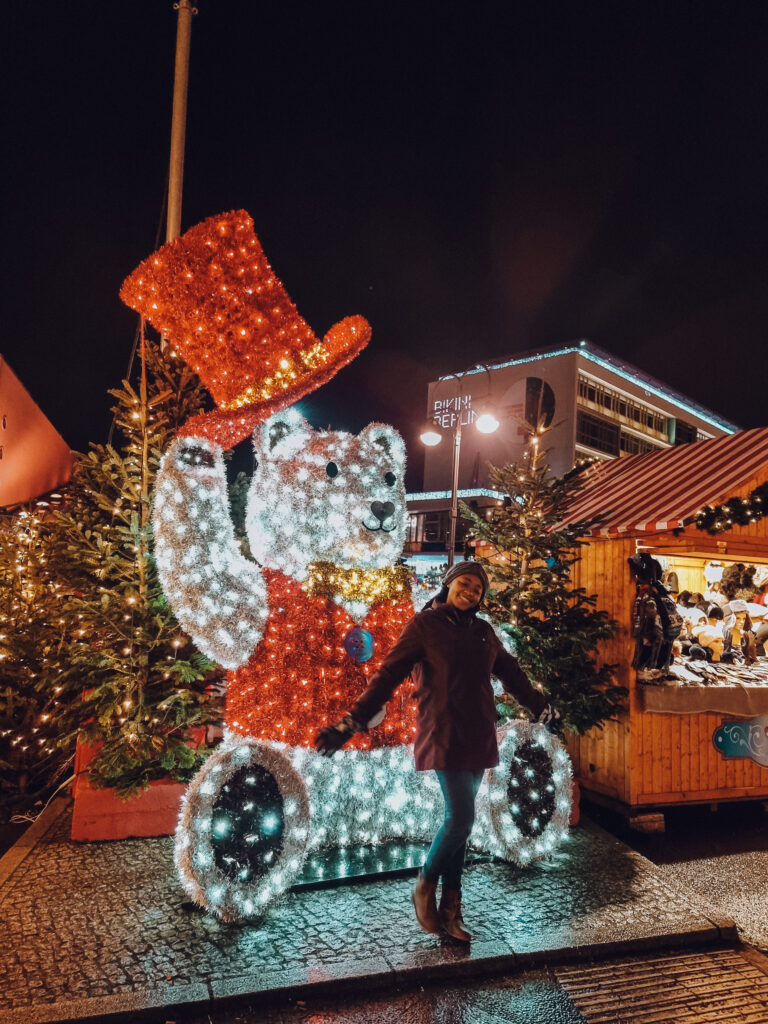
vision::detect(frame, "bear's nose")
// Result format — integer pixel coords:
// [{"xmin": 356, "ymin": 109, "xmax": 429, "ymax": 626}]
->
[{"xmin": 370, "ymin": 500, "xmax": 395, "ymax": 524}]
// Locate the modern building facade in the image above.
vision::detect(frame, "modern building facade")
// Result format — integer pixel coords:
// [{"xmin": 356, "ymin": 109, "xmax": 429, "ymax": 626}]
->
[{"xmin": 405, "ymin": 340, "xmax": 738, "ymax": 557}]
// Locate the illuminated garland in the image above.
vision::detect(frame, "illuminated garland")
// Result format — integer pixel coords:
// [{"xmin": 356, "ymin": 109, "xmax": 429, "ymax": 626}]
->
[
  {"xmin": 245, "ymin": 412, "xmax": 408, "ymax": 581},
  {"xmin": 302, "ymin": 562, "xmax": 412, "ymax": 605},
  {"xmin": 695, "ymin": 482, "xmax": 768, "ymax": 535},
  {"xmin": 176, "ymin": 722, "xmax": 572, "ymax": 920},
  {"xmin": 223, "ymin": 570, "xmax": 417, "ymax": 747},
  {"xmin": 176, "ymin": 739, "xmax": 310, "ymax": 921},
  {"xmin": 132, "ymin": 209, "xmax": 573, "ymax": 922}
]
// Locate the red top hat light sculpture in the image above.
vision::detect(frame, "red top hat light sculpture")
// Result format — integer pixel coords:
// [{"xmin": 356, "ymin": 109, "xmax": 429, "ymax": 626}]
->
[{"xmin": 120, "ymin": 210, "xmax": 370, "ymax": 447}]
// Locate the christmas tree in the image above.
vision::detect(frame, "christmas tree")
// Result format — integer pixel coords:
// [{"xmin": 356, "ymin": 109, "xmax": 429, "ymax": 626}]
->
[
  {"xmin": 50, "ymin": 326, "xmax": 224, "ymax": 795},
  {"xmin": 0, "ymin": 503, "xmax": 72, "ymax": 812},
  {"xmin": 463, "ymin": 432, "xmax": 626, "ymax": 735}
]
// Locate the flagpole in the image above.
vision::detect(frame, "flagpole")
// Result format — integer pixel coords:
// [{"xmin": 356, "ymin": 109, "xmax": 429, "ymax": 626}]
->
[{"xmin": 166, "ymin": 0, "xmax": 197, "ymax": 242}]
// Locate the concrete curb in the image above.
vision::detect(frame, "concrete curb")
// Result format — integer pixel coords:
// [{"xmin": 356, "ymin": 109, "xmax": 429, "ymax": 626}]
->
[{"xmin": 0, "ymin": 796, "xmax": 71, "ymax": 902}]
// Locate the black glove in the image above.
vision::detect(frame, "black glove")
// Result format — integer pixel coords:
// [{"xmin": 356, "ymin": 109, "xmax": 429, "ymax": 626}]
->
[
  {"xmin": 537, "ymin": 703, "xmax": 562, "ymax": 733},
  {"xmin": 314, "ymin": 714, "xmax": 360, "ymax": 756}
]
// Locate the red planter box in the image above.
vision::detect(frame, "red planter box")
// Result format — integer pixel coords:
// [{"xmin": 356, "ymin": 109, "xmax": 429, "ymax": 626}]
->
[{"xmin": 70, "ymin": 732, "xmax": 204, "ymax": 842}]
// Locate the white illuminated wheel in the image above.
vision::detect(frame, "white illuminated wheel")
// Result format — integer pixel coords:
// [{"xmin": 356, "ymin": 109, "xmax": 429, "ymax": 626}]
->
[
  {"xmin": 477, "ymin": 721, "xmax": 572, "ymax": 867},
  {"xmin": 175, "ymin": 740, "xmax": 310, "ymax": 922}
]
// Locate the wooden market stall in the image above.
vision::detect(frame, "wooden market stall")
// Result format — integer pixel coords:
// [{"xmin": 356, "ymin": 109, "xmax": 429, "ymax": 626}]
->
[{"xmin": 560, "ymin": 427, "xmax": 768, "ymax": 824}]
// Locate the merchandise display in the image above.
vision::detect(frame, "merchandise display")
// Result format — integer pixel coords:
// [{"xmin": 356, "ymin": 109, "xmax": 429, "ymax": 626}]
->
[{"xmin": 629, "ymin": 553, "xmax": 768, "ymax": 690}]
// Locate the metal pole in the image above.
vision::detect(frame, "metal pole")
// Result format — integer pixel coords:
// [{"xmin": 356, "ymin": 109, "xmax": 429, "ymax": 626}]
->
[
  {"xmin": 166, "ymin": 1, "xmax": 196, "ymax": 242},
  {"xmin": 447, "ymin": 421, "xmax": 462, "ymax": 567}
]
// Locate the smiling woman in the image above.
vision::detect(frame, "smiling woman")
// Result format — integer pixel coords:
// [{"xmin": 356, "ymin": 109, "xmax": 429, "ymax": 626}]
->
[{"xmin": 316, "ymin": 559, "xmax": 558, "ymax": 941}]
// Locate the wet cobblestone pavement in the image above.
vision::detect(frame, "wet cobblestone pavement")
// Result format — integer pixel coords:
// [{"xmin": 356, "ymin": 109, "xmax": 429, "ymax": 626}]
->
[
  {"xmin": 0, "ymin": 803, "xmax": 730, "ymax": 1022},
  {"xmin": 591, "ymin": 800, "xmax": 768, "ymax": 955}
]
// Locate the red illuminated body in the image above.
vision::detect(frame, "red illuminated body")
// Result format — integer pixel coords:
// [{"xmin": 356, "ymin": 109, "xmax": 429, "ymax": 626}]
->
[{"xmin": 225, "ymin": 569, "xmax": 416, "ymax": 748}]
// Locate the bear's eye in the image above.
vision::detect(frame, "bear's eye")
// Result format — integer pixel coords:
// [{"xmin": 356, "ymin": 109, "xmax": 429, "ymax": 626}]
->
[
  {"xmin": 384, "ymin": 471, "xmax": 396, "ymax": 487},
  {"xmin": 326, "ymin": 462, "xmax": 339, "ymax": 479}
]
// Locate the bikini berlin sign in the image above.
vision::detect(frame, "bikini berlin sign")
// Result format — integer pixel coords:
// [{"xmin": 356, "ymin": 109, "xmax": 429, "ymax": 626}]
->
[
  {"xmin": 713, "ymin": 715, "xmax": 768, "ymax": 768},
  {"xmin": 432, "ymin": 394, "xmax": 477, "ymax": 429}
]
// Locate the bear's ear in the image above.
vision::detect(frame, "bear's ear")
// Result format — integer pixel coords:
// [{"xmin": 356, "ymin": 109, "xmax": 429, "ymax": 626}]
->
[
  {"xmin": 360, "ymin": 423, "xmax": 407, "ymax": 472},
  {"xmin": 253, "ymin": 408, "xmax": 313, "ymax": 462}
]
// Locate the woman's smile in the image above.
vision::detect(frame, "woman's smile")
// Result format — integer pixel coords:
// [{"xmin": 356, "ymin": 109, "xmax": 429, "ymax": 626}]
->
[{"xmin": 446, "ymin": 574, "xmax": 484, "ymax": 608}]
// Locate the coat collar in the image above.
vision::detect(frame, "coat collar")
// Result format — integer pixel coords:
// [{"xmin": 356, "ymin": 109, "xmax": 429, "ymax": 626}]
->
[{"xmin": 428, "ymin": 598, "xmax": 479, "ymax": 627}]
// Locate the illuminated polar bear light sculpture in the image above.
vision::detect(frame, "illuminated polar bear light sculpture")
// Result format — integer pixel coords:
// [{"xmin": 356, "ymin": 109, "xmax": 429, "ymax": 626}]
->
[
  {"xmin": 120, "ymin": 209, "xmax": 571, "ymax": 922},
  {"xmin": 152, "ymin": 411, "xmax": 571, "ymax": 921}
]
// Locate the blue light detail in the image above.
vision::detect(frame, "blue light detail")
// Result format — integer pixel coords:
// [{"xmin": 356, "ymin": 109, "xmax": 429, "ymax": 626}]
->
[
  {"xmin": 261, "ymin": 813, "xmax": 280, "ymax": 835},
  {"xmin": 406, "ymin": 488, "xmax": 506, "ymax": 502},
  {"xmin": 343, "ymin": 626, "xmax": 375, "ymax": 663}
]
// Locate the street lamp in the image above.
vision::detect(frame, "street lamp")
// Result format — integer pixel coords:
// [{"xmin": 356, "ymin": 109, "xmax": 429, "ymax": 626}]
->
[{"xmin": 419, "ymin": 366, "xmax": 500, "ymax": 567}]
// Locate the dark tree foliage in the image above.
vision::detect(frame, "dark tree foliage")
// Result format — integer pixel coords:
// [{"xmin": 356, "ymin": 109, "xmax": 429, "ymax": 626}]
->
[{"xmin": 463, "ymin": 436, "xmax": 626, "ymax": 735}]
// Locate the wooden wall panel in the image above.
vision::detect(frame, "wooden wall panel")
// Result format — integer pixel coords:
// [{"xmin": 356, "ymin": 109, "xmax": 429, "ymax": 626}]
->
[
  {"xmin": 569, "ymin": 536, "xmax": 635, "ymax": 803},
  {"xmin": 631, "ymin": 712, "xmax": 768, "ymax": 803}
]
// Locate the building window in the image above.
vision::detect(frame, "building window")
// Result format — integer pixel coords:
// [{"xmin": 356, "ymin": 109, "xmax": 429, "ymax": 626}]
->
[
  {"xmin": 406, "ymin": 514, "xmax": 423, "ymax": 544},
  {"xmin": 577, "ymin": 374, "xmax": 667, "ymax": 438},
  {"xmin": 423, "ymin": 512, "xmax": 446, "ymax": 543},
  {"xmin": 619, "ymin": 431, "xmax": 662, "ymax": 456},
  {"xmin": 576, "ymin": 411, "xmax": 620, "ymax": 456},
  {"xmin": 674, "ymin": 419, "xmax": 698, "ymax": 445}
]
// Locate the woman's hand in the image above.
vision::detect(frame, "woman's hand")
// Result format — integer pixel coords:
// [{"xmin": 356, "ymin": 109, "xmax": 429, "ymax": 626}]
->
[
  {"xmin": 314, "ymin": 714, "xmax": 360, "ymax": 756},
  {"xmin": 537, "ymin": 704, "xmax": 562, "ymax": 733}
]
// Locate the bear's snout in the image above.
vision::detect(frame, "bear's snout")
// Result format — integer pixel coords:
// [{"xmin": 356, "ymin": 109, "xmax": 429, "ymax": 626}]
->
[{"xmin": 369, "ymin": 500, "xmax": 395, "ymax": 525}]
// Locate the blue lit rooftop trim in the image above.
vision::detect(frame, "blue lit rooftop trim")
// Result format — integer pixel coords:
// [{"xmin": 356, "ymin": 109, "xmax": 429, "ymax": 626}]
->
[
  {"xmin": 440, "ymin": 340, "xmax": 739, "ymax": 435},
  {"xmin": 406, "ymin": 488, "xmax": 506, "ymax": 502}
]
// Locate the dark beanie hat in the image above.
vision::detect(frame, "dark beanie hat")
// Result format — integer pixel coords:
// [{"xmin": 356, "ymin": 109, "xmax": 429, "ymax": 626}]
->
[{"xmin": 443, "ymin": 560, "xmax": 489, "ymax": 597}]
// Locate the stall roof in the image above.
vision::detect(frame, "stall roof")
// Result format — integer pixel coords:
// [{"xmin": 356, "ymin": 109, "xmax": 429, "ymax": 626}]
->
[
  {"xmin": 0, "ymin": 355, "xmax": 72, "ymax": 507},
  {"xmin": 559, "ymin": 427, "xmax": 768, "ymax": 536}
]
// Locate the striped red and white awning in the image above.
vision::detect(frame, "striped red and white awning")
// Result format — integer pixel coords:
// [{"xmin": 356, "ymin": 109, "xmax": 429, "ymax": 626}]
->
[{"xmin": 559, "ymin": 427, "xmax": 768, "ymax": 536}]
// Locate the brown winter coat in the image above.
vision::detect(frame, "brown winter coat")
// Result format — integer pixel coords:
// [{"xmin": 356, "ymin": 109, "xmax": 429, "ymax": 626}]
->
[{"xmin": 349, "ymin": 601, "xmax": 547, "ymax": 771}]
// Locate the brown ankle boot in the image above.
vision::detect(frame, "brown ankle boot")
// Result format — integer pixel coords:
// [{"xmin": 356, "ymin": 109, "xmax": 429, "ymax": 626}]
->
[
  {"xmin": 438, "ymin": 888, "xmax": 473, "ymax": 941},
  {"xmin": 412, "ymin": 872, "xmax": 443, "ymax": 934}
]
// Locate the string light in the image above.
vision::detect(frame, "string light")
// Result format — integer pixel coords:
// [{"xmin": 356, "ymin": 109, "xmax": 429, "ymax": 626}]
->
[
  {"xmin": 135, "ymin": 210, "xmax": 575, "ymax": 922},
  {"xmin": 695, "ymin": 482, "xmax": 768, "ymax": 535},
  {"xmin": 176, "ymin": 722, "xmax": 571, "ymax": 920},
  {"xmin": 153, "ymin": 411, "xmax": 414, "ymax": 744}
]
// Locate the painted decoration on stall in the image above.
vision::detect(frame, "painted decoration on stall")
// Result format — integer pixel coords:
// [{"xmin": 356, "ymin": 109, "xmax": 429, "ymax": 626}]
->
[
  {"xmin": 121, "ymin": 210, "xmax": 572, "ymax": 921},
  {"xmin": 713, "ymin": 715, "xmax": 768, "ymax": 768}
]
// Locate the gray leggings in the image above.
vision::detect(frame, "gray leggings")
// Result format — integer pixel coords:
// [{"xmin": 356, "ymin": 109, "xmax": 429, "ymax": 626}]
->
[{"xmin": 422, "ymin": 769, "xmax": 484, "ymax": 890}]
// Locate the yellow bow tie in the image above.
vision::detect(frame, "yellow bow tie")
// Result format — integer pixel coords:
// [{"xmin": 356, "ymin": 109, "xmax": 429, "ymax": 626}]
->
[{"xmin": 302, "ymin": 562, "xmax": 412, "ymax": 605}]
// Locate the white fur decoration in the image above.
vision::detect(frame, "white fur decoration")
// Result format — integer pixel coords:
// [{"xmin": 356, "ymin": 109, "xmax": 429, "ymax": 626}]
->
[
  {"xmin": 153, "ymin": 436, "xmax": 269, "ymax": 668},
  {"xmin": 476, "ymin": 721, "xmax": 572, "ymax": 867},
  {"xmin": 175, "ymin": 722, "xmax": 572, "ymax": 920},
  {"xmin": 246, "ymin": 411, "xmax": 408, "ymax": 578}
]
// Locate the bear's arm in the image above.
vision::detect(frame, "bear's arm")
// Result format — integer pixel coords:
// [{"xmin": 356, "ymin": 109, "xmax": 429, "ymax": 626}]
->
[
  {"xmin": 152, "ymin": 436, "xmax": 269, "ymax": 669},
  {"xmin": 348, "ymin": 615, "xmax": 425, "ymax": 727}
]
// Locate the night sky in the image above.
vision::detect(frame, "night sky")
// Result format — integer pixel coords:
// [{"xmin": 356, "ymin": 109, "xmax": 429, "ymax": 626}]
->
[{"xmin": 3, "ymin": 2, "xmax": 767, "ymax": 488}]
